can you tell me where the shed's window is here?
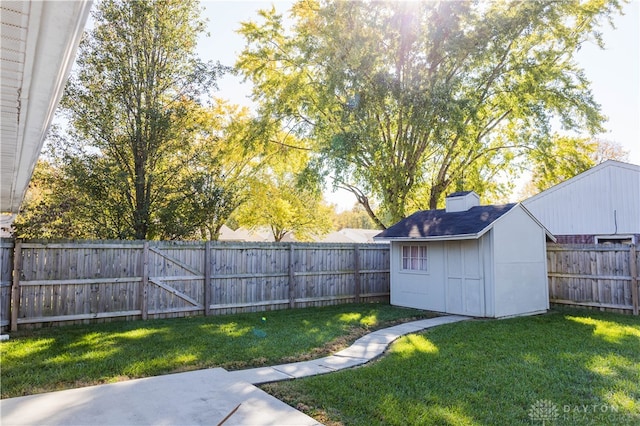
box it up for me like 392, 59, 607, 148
402, 245, 428, 271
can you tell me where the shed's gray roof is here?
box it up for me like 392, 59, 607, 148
375, 204, 516, 240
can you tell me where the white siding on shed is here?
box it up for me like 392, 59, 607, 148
491, 206, 549, 317
389, 242, 446, 312
523, 161, 640, 236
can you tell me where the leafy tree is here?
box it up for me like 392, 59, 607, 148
14, 129, 144, 239
63, 0, 222, 239
156, 100, 272, 240
16, 100, 269, 240
12, 159, 87, 239
333, 204, 377, 230
519, 137, 629, 198
234, 144, 333, 242
590, 138, 630, 165
238, 0, 621, 227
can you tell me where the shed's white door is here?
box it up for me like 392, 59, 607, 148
445, 240, 485, 316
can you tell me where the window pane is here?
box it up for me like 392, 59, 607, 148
421, 258, 428, 270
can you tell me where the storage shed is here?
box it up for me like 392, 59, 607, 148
375, 192, 555, 318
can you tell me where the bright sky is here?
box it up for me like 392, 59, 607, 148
197, 0, 640, 209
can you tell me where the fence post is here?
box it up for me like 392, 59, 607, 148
354, 244, 361, 303
289, 244, 296, 309
10, 239, 22, 331
631, 244, 638, 316
140, 241, 149, 320
204, 241, 211, 316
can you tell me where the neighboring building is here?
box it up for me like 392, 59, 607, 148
319, 228, 384, 244
219, 227, 384, 243
218, 227, 271, 242
0, 215, 13, 238
217, 225, 245, 241
523, 160, 640, 244
375, 191, 554, 318
218, 227, 297, 242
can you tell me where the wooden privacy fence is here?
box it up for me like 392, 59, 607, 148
2, 240, 638, 330
2, 239, 390, 330
547, 243, 639, 315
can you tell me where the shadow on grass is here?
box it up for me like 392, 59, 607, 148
0, 303, 434, 398
264, 308, 640, 426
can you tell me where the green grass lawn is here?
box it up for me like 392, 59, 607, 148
263, 308, 640, 426
0, 303, 433, 398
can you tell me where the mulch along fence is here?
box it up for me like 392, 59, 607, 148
0, 240, 638, 331
0, 239, 390, 330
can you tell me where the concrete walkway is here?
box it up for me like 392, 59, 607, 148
0, 315, 469, 426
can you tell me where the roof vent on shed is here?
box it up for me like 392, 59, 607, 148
445, 191, 480, 213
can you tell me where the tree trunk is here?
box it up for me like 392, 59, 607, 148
133, 157, 149, 240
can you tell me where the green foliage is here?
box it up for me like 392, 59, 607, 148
14, 128, 134, 239
153, 100, 268, 240
519, 137, 630, 198
234, 142, 334, 241
62, 0, 222, 239
12, 159, 90, 239
333, 204, 378, 230
528, 135, 598, 193
266, 308, 640, 425
238, 0, 621, 226
0, 303, 432, 398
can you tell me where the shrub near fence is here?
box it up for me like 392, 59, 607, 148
547, 243, 639, 315
3, 240, 390, 330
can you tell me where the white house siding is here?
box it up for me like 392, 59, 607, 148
491, 206, 549, 317
523, 161, 640, 238
389, 241, 446, 312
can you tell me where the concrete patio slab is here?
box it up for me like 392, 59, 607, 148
0, 368, 320, 426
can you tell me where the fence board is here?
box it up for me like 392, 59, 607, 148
631, 245, 638, 315
1, 239, 13, 330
